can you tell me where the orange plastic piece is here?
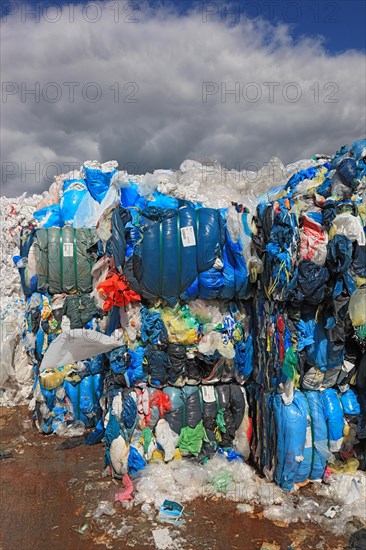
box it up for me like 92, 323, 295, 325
97, 272, 141, 311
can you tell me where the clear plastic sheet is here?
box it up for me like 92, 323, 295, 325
132, 455, 366, 534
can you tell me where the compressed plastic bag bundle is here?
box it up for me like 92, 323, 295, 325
27, 227, 98, 295
304, 391, 329, 480
321, 389, 345, 452
340, 388, 361, 415
163, 387, 184, 435
101, 383, 247, 467
64, 373, 104, 428
111, 204, 248, 305
272, 390, 308, 491
34, 360, 105, 434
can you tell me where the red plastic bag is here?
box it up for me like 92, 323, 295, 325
300, 214, 327, 265
114, 473, 134, 502
149, 390, 172, 418
97, 272, 141, 311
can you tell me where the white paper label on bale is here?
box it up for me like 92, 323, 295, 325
180, 226, 196, 247
305, 423, 312, 448
201, 386, 216, 403
63, 242, 74, 257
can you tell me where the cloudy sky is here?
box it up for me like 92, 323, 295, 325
1, 0, 365, 196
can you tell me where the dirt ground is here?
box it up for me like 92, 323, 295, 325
0, 406, 357, 550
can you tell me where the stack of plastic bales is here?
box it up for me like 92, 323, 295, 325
9, 140, 366, 493
248, 139, 366, 489
12, 163, 122, 434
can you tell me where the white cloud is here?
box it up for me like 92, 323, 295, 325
1, 2, 365, 195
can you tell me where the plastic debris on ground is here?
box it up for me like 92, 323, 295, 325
152, 528, 178, 550
92, 501, 116, 520
157, 500, 185, 525
236, 503, 254, 514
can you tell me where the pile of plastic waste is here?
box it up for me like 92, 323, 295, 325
1, 141, 366, 530
0, 192, 44, 405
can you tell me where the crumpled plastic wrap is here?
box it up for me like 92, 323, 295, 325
0, 299, 33, 406
0, 174, 84, 404
135, 157, 325, 210
131, 455, 366, 533
133, 456, 366, 535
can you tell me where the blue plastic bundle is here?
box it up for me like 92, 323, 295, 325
234, 335, 254, 380
126, 346, 146, 386
306, 313, 346, 372
304, 391, 328, 480
340, 388, 361, 415
272, 390, 308, 491
84, 165, 117, 203
64, 373, 104, 428
272, 390, 329, 485
15, 227, 38, 296
107, 346, 129, 375
336, 158, 359, 189
113, 204, 230, 305
321, 388, 344, 451
141, 206, 225, 304
330, 144, 349, 169
112, 199, 252, 304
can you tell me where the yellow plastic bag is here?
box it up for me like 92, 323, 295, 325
39, 368, 65, 390
349, 287, 366, 326
161, 308, 199, 345
328, 458, 360, 474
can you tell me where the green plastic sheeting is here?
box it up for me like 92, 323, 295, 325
215, 407, 226, 434
142, 427, 153, 454
282, 347, 299, 384
178, 420, 209, 456
34, 227, 97, 294
356, 324, 366, 340
211, 471, 233, 492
